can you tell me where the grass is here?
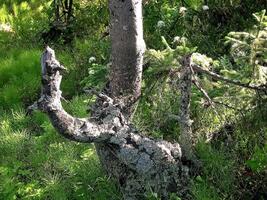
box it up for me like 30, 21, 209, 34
193, 142, 235, 200
0, 46, 89, 109
0, 41, 265, 200
0, 49, 41, 108
1, 1, 266, 199
0, 44, 121, 199
0, 99, 122, 200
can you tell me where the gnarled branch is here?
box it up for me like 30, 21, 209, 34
30, 47, 193, 199
34, 46, 116, 143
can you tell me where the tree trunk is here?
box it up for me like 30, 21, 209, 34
31, 0, 195, 199
69, 0, 73, 21
55, 0, 60, 21
33, 47, 192, 199
108, 0, 145, 117
95, 3, 146, 196
179, 55, 194, 160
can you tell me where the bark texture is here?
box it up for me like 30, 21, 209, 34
32, 0, 195, 199
179, 55, 194, 160
33, 47, 192, 199
108, 0, 145, 116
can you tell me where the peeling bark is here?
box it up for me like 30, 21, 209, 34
32, 47, 192, 199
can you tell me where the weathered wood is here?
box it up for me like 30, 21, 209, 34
179, 55, 194, 160
32, 1, 196, 198
34, 46, 192, 199
37, 47, 114, 143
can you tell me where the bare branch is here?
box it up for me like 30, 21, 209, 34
35, 46, 115, 143
191, 64, 267, 93
29, 47, 195, 199
189, 63, 214, 107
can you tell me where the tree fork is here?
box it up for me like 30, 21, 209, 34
30, 0, 197, 198
28, 46, 194, 199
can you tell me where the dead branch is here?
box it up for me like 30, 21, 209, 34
29, 46, 194, 199
191, 64, 267, 93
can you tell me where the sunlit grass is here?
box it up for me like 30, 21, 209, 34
193, 142, 236, 199
0, 49, 41, 108
0, 101, 121, 199
0, 39, 121, 198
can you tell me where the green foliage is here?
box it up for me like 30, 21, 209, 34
193, 142, 236, 199
74, 37, 110, 93
137, 38, 237, 140
80, 62, 107, 91
0, 45, 93, 109
247, 144, 267, 172
134, 38, 194, 139
1, 0, 267, 199
144, 36, 196, 73
0, 0, 50, 44
0, 9, 119, 197
193, 177, 220, 200
143, 0, 267, 56
74, 0, 109, 38
0, 49, 41, 108
225, 10, 267, 83
63, 95, 89, 118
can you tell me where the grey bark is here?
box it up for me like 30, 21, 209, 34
96, 1, 149, 199
108, 0, 145, 117
31, 0, 196, 199
33, 47, 192, 199
179, 55, 194, 160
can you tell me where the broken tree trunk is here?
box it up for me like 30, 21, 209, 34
179, 55, 194, 160
34, 47, 192, 199
31, 0, 196, 199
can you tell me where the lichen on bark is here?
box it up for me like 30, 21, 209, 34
29, 46, 193, 199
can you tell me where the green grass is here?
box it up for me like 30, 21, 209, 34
0, 27, 121, 198
0, 42, 120, 199
0, 49, 41, 108
0, 46, 89, 109
1, 1, 267, 199
0, 100, 121, 200
193, 142, 236, 200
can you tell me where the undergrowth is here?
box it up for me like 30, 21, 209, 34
0, 0, 267, 199
0, 97, 121, 200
